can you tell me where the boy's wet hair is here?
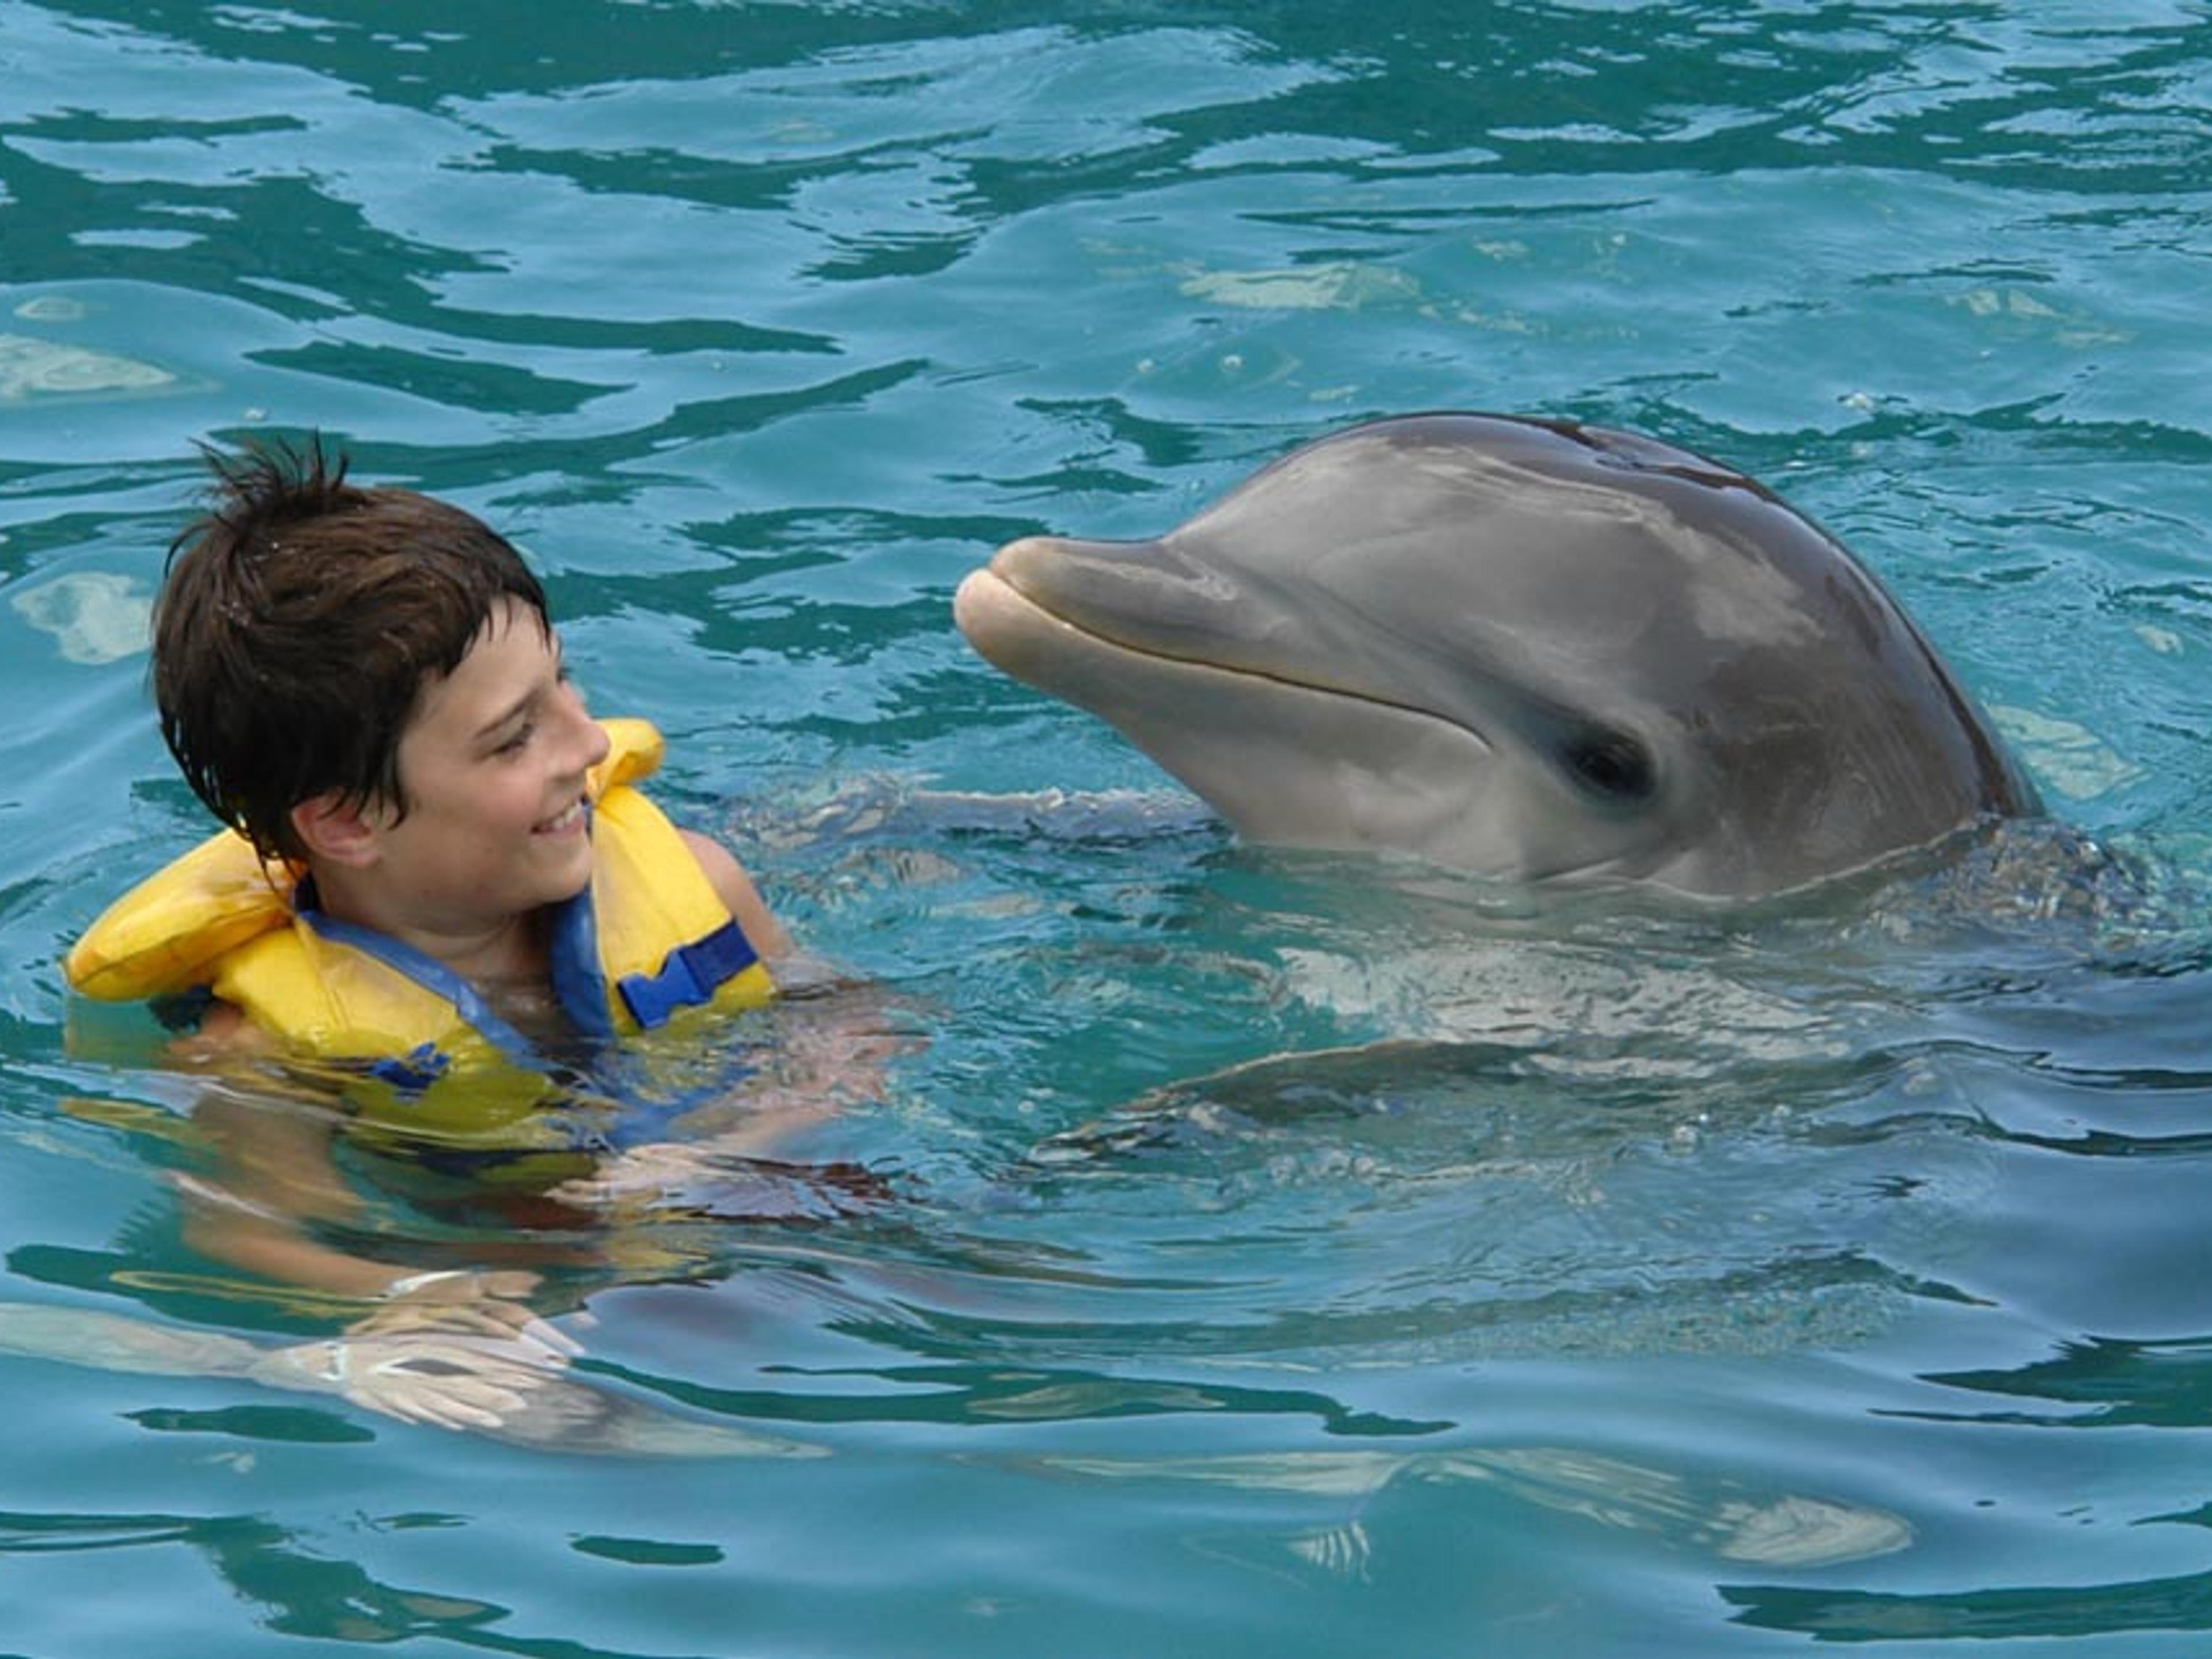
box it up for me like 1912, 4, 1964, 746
154, 435, 551, 862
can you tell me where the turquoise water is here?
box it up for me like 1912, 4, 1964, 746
5, 1, 2212, 1653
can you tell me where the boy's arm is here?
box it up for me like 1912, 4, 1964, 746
172, 1006, 398, 1295
176, 1029, 557, 1324
179, 1084, 578, 1426
182, 1086, 541, 1315
179, 1087, 389, 1297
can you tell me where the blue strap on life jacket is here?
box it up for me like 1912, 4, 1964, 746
546, 882, 613, 1043
614, 919, 759, 1029
539, 802, 760, 1039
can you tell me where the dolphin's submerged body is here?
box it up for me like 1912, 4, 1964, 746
955, 414, 2037, 901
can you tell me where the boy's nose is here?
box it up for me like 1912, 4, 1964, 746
566, 695, 612, 774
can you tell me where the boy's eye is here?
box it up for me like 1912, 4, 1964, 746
495, 721, 536, 755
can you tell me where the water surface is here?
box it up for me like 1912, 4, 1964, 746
3, 3, 2212, 1654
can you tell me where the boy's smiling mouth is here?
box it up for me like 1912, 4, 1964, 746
534, 799, 588, 836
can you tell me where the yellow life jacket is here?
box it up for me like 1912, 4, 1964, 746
65, 718, 775, 1152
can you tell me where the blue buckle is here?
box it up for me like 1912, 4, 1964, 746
616, 921, 759, 1029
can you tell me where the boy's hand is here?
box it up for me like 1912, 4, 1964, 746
255, 1272, 583, 1433
259, 1329, 565, 1433
549, 1138, 800, 1214
359, 1268, 581, 1365
549, 1141, 891, 1223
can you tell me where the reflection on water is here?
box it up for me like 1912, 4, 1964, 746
0, 1508, 511, 1646
0, 1296, 828, 1457
1725, 1566, 2212, 1645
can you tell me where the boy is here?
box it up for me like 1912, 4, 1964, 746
66, 437, 798, 1426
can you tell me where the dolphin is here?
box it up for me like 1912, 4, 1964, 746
955, 413, 2037, 900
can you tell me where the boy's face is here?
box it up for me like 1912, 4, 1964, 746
362, 597, 611, 937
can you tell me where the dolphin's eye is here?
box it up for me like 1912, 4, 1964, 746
1563, 728, 1656, 801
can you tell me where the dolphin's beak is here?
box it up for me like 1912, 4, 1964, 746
964, 532, 1294, 675
952, 564, 1052, 680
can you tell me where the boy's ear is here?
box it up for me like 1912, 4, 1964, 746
289, 792, 384, 869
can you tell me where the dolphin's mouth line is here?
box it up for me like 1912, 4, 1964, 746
980, 568, 1491, 747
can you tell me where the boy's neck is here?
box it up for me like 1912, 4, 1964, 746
305, 865, 548, 992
